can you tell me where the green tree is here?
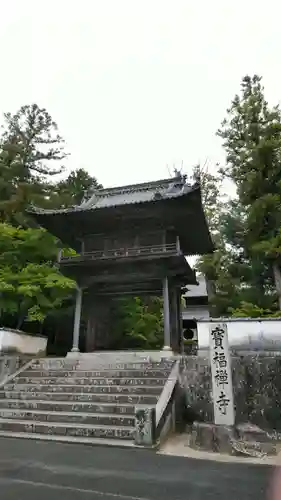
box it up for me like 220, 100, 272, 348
110, 296, 163, 349
0, 104, 68, 219
0, 224, 75, 329
194, 164, 239, 316
45, 168, 102, 209
2, 104, 67, 177
218, 75, 281, 309
193, 162, 273, 316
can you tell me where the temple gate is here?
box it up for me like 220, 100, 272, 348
30, 173, 213, 355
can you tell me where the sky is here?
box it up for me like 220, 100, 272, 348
0, 0, 280, 188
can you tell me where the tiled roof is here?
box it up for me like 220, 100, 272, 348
28, 173, 214, 257
183, 275, 208, 298
29, 174, 196, 215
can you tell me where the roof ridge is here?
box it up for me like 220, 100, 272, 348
92, 175, 185, 196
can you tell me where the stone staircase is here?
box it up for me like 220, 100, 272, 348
0, 357, 173, 446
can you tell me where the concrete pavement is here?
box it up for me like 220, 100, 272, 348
0, 437, 274, 499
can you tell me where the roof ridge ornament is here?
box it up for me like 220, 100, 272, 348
173, 168, 187, 184
153, 191, 163, 200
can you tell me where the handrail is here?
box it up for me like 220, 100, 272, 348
60, 242, 178, 262
155, 360, 180, 426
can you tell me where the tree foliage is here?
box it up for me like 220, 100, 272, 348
0, 224, 75, 328
197, 75, 281, 317
0, 104, 68, 220
110, 297, 163, 349
194, 165, 239, 316
45, 168, 102, 209
2, 104, 67, 177
218, 75, 281, 310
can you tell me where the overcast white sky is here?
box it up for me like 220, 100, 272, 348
0, 0, 280, 187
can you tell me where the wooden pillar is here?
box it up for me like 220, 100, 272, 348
169, 286, 181, 352
162, 230, 166, 251
162, 277, 171, 351
57, 248, 62, 263
173, 288, 179, 352
71, 287, 83, 352
176, 290, 183, 353
176, 235, 181, 254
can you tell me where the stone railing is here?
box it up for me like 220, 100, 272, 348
134, 360, 180, 447
59, 243, 179, 264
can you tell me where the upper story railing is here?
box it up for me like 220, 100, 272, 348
59, 242, 179, 264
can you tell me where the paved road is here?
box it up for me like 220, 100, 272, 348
0, 437, 274, 500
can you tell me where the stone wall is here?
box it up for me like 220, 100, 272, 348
0, 356, 30, 384
181, 355, 281, 431
235, 355, 281, 430
180, 356, 213, 422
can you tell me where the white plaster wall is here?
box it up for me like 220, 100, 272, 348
0, 330, 4, 350
0, 329, 47, 355
197, 319, 281, 353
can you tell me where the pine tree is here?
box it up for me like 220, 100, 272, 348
45, 168, 102, 209
0, 104, 68, 218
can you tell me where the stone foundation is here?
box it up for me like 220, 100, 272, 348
189, 421, 281, 457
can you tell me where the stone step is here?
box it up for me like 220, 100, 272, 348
22, 369, 170, 379
0, 391, 157, 404
32, 360, 173, 370
0, 408, 135, 426
3, 383, 162, 395
32, 356, 173, 362
0, 418, 134, 440
0, 430, 135, 447
0, 399, 136, 414
14, 376, 166, 386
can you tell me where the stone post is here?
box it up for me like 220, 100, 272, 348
135, 406, 156, 446
162, 276, 171, 351
209, 322, 235, 426
71, 287, 83, 353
